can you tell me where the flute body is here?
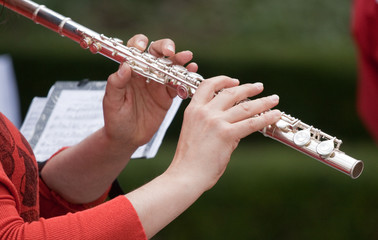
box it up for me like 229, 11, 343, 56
1, 0, 364, 178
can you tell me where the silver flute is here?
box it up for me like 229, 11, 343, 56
1, 0, 364, 178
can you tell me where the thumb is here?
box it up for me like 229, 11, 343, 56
105, 63, 132, 103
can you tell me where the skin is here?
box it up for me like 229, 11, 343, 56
40, 34, 281, 239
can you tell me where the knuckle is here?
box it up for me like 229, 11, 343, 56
220, 88, 236, 98
247, 117, 258, 130
239, 102, 252, 114
197, 107, 212, 121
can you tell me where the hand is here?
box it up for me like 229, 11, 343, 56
103, 34, 198, 148
125, 76, 280, 238
167, 76, 281, 191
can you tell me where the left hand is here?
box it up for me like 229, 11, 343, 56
167, 76, 281, 191
102, 34, 198, 148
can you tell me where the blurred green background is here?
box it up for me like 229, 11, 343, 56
1, 0, 378, 239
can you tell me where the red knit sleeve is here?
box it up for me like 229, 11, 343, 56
0, 184, 147, 240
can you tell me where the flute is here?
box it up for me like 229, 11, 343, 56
1, 0, 364, 179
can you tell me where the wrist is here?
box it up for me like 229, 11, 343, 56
163, 164, 210, 195
125, 169, 207, 239
99, 127, 139, 156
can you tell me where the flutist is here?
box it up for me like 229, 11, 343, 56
0, 0, 364, 238
0, 25, 280, 240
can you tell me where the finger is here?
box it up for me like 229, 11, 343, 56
105, 63, 132, 104
126, 34, 149, 51
232, 109, 282, 139
167, 87, 178, 99
145, 77, 177, 100
224, 94, 280, 123
186, 62, 198, 73
210, 82, 264, 111
169, 50, 194, 66
148, 38, 175, 57
192, 76, 239, 104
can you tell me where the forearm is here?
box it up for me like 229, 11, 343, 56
125, 170, 205, 239
41, 127, 138, 204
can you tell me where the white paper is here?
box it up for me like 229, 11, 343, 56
33, 90, 105, 161
0, 55, 21, 128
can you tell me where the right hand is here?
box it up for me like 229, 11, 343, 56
102, 34, 198, 150
167, 76, 281, 191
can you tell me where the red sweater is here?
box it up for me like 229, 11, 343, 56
0, 113, 147, 239
352, 0, 378, 142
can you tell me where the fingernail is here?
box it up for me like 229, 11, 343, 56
272, 109, 281, 116
137, 40, 147, 49
167, 44, 175, 53
183, 50, 193, 56
232, 78, 240, 83
117, 63, 127, 78
255, 82, 263, 90
270, 94, 279, 102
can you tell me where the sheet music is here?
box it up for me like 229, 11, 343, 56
22, 81, 182, 162
32, 90, 105, 161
